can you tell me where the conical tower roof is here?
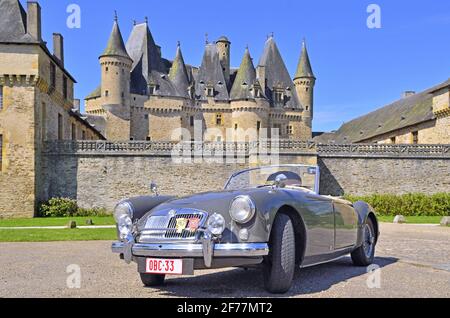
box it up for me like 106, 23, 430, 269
169, 43, 190, 98
230, 47, 257, 100
258, 36, 301, 108
101, 15, 130, 59
295, 40, 315, 79
195, 43, 229, 101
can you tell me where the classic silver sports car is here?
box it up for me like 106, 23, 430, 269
112, 165, 379, 293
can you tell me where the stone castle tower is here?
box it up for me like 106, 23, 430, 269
294, 40, 316, 129
85, 15, 316, 142
99, 15, 133, 141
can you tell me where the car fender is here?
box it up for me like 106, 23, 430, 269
353, 201, 379, 247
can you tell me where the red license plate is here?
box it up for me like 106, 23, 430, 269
145, 258, 183, 275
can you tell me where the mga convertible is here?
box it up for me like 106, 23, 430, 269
112, 165, 379, 293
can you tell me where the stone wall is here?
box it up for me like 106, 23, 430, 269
318, 144, 450, 196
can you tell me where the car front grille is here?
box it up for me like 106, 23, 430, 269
138, 209, 208, 242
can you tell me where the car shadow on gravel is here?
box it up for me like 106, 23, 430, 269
150, 256, 398, 298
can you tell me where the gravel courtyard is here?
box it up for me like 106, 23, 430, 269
0, 223, 449, 298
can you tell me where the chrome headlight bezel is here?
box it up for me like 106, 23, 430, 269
229, 195, 256, 224
207, 213, 226, 236
114, 201, 134, 240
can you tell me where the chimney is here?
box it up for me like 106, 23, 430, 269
53, 33, 64, 65
27, 2, 42, 42
402, 91, 416, 99
73, 99, 81, 112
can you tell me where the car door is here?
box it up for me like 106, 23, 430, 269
300, 193, 335, 257
333, 201, 359, 249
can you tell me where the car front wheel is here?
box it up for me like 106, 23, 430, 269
351, 218, 376, 266
140, 273, 166, 287
262, 213, 296, 294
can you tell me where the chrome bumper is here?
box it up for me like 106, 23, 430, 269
112, 241, 269, 267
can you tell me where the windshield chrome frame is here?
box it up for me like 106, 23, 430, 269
224, 164, 321, 194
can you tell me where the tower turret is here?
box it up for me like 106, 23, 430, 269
294, 39, 316, 128
216, 36, 231, 87
99, 13, 133, 140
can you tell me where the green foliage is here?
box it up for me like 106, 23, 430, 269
38, 198, 110, 218
344, 193, 450, 216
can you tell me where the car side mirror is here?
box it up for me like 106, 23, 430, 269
274, 174, 288, 189
150, 181, 159, 196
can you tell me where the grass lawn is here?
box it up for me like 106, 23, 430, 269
0, 228, 116, 242
0, 216, 115, 228
377, 215, 447, 224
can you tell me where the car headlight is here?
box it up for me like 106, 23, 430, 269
114, 201, 134, 240
207, 213, 226, 236
229, 195, 256, 224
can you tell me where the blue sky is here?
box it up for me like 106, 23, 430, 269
28, 0, 450, 132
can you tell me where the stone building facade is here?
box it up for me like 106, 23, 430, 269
85, 17, 316, 142
0, 0, 104, 218
315, 79, 450, 144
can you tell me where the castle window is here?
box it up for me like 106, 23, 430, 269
288, 125, 293, 135
121, 92, 125, 98
0, 135, 2, 171
58, 114, 63, 140
144, 114, 149, 119
390, 136, 396, 144
146, 137, 151, 141
306, 87, 309, 92
105, 67, 109, 72
0, 85, 3, 110
82, 130, 86, 140
207, 87, 214, 97
235, 124, 238, 130
257, 121, 261, 131
50, 62, 56, 89
412, 131, 419, 144
216, 113, 223, 126
63, 76, 68, 100
105, 90, 109, 97
71, 123, 76, 141
305, 106, 309, 111
190, 116, 194, 127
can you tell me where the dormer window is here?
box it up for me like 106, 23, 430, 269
148, 84, 157, 96
274, 91, 284, 104
254, 87, 262, 98
206, 87, 214, 97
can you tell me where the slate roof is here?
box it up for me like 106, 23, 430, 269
258, 37, 302, 109
195, 43, 229, 101
125, 22, 180, 97
101, 19, 130, 59
314, 79, 450, 144
295, 40, 315, 79
230, 48, 257, 100
168, 43, 190, 98
0, 0, 35, 43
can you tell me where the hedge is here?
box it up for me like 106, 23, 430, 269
344, 193, 450, 216
38, 198, 110, 217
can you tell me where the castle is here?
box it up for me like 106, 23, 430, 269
84, 15, 316, 142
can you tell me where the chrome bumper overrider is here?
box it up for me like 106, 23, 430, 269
112, 241, 269, 268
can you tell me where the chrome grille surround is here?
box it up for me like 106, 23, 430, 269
138, 208, 208, 243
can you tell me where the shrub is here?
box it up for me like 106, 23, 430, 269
38, 198, 110, 217
344, 193, 450, 216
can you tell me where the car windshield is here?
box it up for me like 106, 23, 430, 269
225, 165, 319, 193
